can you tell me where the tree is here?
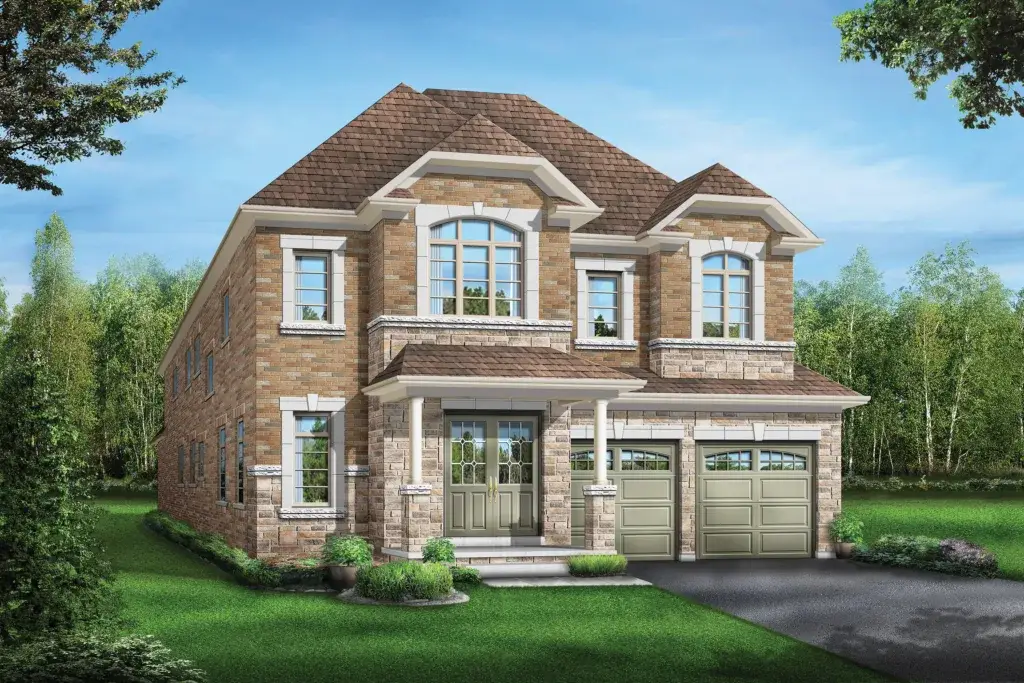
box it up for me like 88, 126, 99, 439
0, 335, 115, 644
0, 0, 184, 194
835, 1, 1024, 128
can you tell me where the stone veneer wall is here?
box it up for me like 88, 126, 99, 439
649, 342, 796, 380
571, 410, 842, 557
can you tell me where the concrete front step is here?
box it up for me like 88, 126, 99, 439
382, 544, 615, 562
470, 562, 570, 578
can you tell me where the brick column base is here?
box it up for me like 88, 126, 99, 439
582, 484, 618, 552
399, 484, 433, 555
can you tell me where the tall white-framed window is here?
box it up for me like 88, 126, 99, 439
573, 257, 636, 349
279, 395, 346, 516
586, 274, 620, 338
428, 219, 523, 317
294, 415, 330, 505
217, 427, 227, 502
688, 238, 766, 341
702, 253, 751, 339
414, 205, 541, 319
236, 420, 245, 504
280, 235, 346, 335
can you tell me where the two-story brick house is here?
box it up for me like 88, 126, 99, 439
155, 84, 867, 574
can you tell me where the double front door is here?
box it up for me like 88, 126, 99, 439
444, 416, 538, 537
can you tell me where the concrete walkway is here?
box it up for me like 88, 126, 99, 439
630, 559, 1024, 683
483, 576, 650, 588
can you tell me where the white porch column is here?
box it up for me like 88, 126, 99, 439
409, 396, 424, 485
594, 398, 609, 485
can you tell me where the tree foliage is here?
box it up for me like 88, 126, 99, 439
798, 243, 1024, 476
835, 1, 1024, 128
0, 0, 184, 194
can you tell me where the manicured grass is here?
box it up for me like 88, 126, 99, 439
845, 492, 1024, 580
95, 497, 890, 683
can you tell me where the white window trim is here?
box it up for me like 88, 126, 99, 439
279, 395, 346, 519
689, 238, 766, 341
280, 235, 347, 336
573, 257, 637, 350
415, 204, 541, 319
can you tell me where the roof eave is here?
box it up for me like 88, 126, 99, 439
647, 194, 820, 243
362, 375, 648, 403
609, 392, 871, 412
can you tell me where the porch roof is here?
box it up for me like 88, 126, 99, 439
363, 344, 647, 402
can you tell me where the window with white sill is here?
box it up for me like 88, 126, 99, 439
279, 235, 346, 335
573, 257, 636, 349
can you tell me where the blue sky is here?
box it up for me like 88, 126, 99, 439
3, 0, 1024, 302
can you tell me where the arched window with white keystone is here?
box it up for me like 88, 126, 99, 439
688, 238, 766, 341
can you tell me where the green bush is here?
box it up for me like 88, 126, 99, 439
854, 534, 999, 578
843, 474, 1024, 493
828, 511, 864, 543
355, 561, 454, 601
144, 510, 296, 588
0, 633, 206, 682
567, 554, 628, 577
321, 535, 373, 567
422, 537, 456, 564
450, 565, 482, 586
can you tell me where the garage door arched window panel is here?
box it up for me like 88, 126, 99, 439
704, 450, 753, 471
702, 253, 751, 339
429, 219, 523, 317
620, 449, 671, 471
758, 450, 807, 471
570, 449, 613, 471
450, 421, 487, 484
498, 421, 534, 484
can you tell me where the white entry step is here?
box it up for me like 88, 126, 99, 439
470, 562, 570, 578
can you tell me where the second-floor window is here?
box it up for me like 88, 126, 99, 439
586, 274, 620, 338
222, 293, 230, 340
429, 219, 522, 317
193, 337, 202, 377
295, 253, 329, 321
206, 354, 214, 395
702, 253, 751, 339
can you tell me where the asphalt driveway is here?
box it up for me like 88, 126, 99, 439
630, 559, 1024, 683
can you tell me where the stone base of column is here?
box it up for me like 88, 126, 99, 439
582, 484, 617, 552
399, 484, 434, 554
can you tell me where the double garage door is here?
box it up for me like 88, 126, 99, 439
571, 440, 814, 560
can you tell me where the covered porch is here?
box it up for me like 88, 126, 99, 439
362, 344, 646, 563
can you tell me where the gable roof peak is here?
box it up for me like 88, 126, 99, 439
432, 113, 539, 157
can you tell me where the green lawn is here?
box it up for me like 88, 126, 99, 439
96, 497, 890, 683
844, 492, 1024, 580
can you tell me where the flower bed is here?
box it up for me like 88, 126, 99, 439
854, 534, 999, 578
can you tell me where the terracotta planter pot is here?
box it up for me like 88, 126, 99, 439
834, 542, 856, 559
328, 565, 359, 590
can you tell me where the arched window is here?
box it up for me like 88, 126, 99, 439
702, 253, 751, 339
430, 219, 522, 317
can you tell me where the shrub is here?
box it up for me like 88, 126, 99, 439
422, 537, 456, 564
0, 633, 207, 682
450, 565, 482, 586
854, 534, 999, 578
355, 561, 454, 601
567, 554, 628, 577
843, 475, 1024, 493
321, 535, 373, 567
144, 510, 292, 588
828, 511, 865, 543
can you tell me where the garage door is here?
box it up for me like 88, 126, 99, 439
570, 441, 675, 560
697, 443, 813, 558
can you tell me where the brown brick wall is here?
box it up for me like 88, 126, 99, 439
649, 247, 690, 340
766, 256, 794, 341
409, 174, 545, 207
381, 218, 416, 316
539, 226, 572, 321
252, 227, 372, 556
157, 229, 257, 553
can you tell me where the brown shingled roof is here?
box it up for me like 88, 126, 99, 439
619, 364, 862, 397
423, 88, 678, 235
246, 84, 773, 236
433, 113, 539, 157
372, 344, 640, 384
246, 84, 465, 210
641, 163, 771, 233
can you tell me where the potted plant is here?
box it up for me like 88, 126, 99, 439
321, 535, 373, 589
829, 511, 864, 559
